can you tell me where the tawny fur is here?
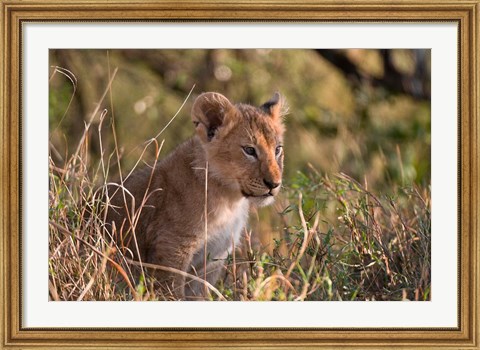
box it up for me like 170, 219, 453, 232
105, 92, 286, 300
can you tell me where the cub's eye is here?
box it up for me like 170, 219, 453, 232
275, 145, 283, 156
242, 146, 257, 158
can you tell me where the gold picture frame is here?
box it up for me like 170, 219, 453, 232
1, 0, 479, 349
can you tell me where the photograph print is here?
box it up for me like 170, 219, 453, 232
48, 49, 431, 301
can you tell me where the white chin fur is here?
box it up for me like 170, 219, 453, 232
248, 196, 275, 207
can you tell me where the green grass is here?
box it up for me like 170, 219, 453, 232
214, 170, 430, 301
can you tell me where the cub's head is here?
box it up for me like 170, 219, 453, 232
192, 92, 286, 207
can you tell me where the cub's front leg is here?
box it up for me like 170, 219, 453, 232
185, 229, 240, 300
145, 230, 200, 300
185, 259, 225, 300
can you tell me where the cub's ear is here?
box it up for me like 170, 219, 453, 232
260, 92, 287, 121
191, 92, 234, 142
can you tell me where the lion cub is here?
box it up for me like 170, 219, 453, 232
107, 92, 286, 300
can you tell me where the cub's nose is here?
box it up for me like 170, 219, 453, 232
263, 179, 281, 190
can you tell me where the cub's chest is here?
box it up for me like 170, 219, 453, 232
207, 198, 249, 240
191, 198, 249, 267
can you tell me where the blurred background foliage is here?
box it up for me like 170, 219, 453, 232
49, 49, 431, 192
